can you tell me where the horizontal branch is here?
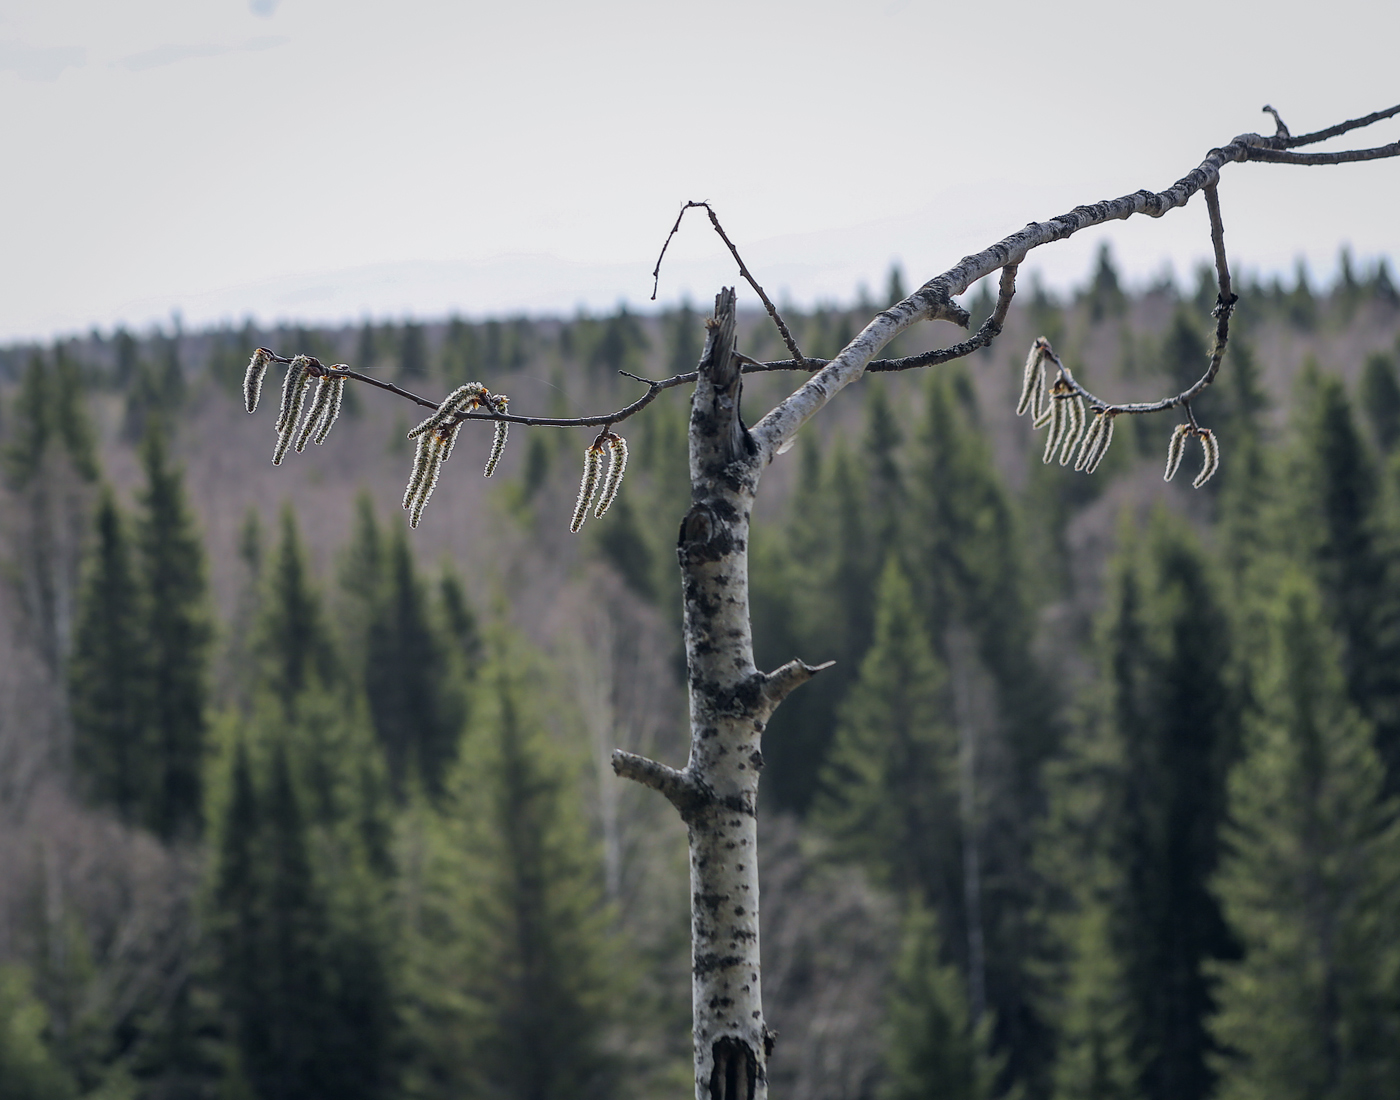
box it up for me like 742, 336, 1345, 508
1280, 102, 1400, 148
747, 106, 1400, 461
611, 750, 707, 818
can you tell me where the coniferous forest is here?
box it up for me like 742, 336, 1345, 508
1, 249, 1399, 1100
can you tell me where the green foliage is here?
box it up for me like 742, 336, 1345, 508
5, 351, 98, 488
1359, 350, 1400, 455
400, 633, 621, 1100
258, 506, 341, 710
69, 488, 149, 822
1210, 573, 1400, 1100
137, 423, 212, 839
1287, 365, 1400, 792
0, 964, 76, 1100
883, 905, 997, 1100
364, 523, 464, 796
815, 558, 956, 899
1085, 244, 1126, 322
210, 695, 397, 1100
1069, 512, 1240, 1100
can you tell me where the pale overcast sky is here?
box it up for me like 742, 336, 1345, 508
1, 0, 1398, 342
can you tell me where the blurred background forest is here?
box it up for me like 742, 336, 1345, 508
1, 247, 1400, 1100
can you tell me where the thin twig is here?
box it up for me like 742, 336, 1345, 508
651, 200, 808, 369
1245, 140, 1400, 165
1280, 102, 1400, 148
1048, 188, 1233, 418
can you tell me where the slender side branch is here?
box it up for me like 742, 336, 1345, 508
1280, 102, 1400, 147
652, 200, 808, 368
611, 750, 700, 811
760, 659, 836, 714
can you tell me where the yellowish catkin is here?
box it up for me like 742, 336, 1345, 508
595, 435, 628, 518
570, 446, 604, 533
408, 383, 487, 438
1192, 428, 1220, 488
272, 360, 312, 465
244, 348, 272, 414
1164, 423, 1191, 481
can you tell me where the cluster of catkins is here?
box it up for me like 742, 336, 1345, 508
1017, 338, 1219, 488
244, 349, 348, 464
403, 383, 510, 528
570, 432, 628, 533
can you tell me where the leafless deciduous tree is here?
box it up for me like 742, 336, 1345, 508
241, 104, 1400, 1100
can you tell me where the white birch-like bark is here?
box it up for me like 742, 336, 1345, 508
614, 288, 826, 1100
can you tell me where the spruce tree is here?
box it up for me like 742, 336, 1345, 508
814, 557, 958, 904
364, 525, 462, 795
1211, 573, 1400, 1100
1358, 350, 1400, 455
1288, 365, 1400, 792
136, 423, 212, 839
403, 632, 619, 1100
0, 964, 76, 1100
68, 487, 148, 822
910, 366, 1057, 1095
883, 905, 996, 1100
1065, 512, 1241, 1100
259, 506, 340, 712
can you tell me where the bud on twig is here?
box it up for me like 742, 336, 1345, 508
571, 445, 604, 533
595, 434, 628, 518
244, 348, 273, 414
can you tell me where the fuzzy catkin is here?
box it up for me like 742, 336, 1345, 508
1016, 343, 1043, 417
1164, 423, 1191, 481
275, 356, 310, 434
312, 376, 345, 445
244, 348, 272, 414
1075, 413, 1106, 472
570, 447, 603, 533
1059, 394, 1086, 466
1043, 387, 1067, 465
1192, 428, 1220, 488
295, 375, 336, 453
595, 435, 628, 518
485, 420, 508, 477
272, 361, 312, 465
1084, 413, 1115, 473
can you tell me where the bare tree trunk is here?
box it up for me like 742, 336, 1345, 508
615, 288, 827, 1100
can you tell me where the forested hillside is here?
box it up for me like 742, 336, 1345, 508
1, 248, 1399, 1100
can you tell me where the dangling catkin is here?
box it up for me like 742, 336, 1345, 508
409, 438, 445, 529
1017, 342, 1045, 417
272, 359, 312, 465
595, 435, 628, 518
570, 446, 603, 533
244, 348, 272, 414
1075, 413, 1106, 472
403, 435, 433, 509
312, 376, 345, 445
484, 394, 509, 477
1059, 394, 1086, 466
1192, 428, 1220, 488
295, 375, 336, 453
1084, 413, 1116, 473
1043, 385, 1068, 465
1164, 423, 1191, 481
